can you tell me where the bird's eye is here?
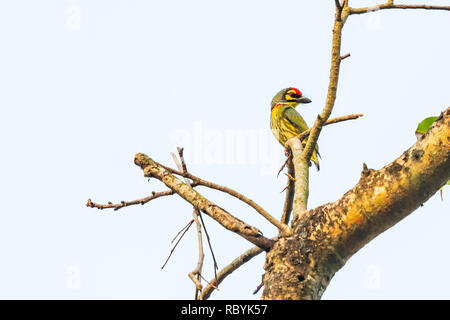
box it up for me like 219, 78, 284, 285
287, 90, 301, 99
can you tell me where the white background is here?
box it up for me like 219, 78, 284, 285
0, 0, 448, 299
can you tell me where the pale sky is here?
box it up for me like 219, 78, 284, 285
0, 0, 449, 299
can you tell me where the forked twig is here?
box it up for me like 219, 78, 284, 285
161, 220, 194, 269
171, 149, 206, 298
171, 219, 194, 243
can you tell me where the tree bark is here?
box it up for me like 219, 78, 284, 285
262, 107, 450, 300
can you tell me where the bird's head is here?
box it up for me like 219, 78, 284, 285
271, 87, 312, 109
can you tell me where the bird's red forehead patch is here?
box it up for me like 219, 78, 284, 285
291, 88, 302, 95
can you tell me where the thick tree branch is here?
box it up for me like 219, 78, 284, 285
134, 153, 275, 250
280, 114, 363, 225
286, 138, 309, 222
263, 107, 450, 300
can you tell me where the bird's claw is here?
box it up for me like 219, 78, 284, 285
277, 150, 293, 178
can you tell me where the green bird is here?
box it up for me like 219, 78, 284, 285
270, 87, 320, 170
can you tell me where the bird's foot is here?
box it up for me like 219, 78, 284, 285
277, 150, 293, 178
280, 173, 295, 193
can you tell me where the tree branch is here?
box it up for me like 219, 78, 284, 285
350, 2, 450, 15
188, 208, 204, 296
85, 188, 185, 211
198, 212, 219, 285
200, 244, 266, 300
134, 153, 275, 250
297, 114, 363, 141
263, 107, 450, 299
286, 138, 309, 222
161, 219, 194, 269
157, 161, 291, 235
335, 0, 343, 20
171, 149, 205, 299
281, 156, 295, 226
302, 3, 350, 164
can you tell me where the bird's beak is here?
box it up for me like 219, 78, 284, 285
298, 96, 312, 104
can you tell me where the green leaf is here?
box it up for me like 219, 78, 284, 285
415, 116, 439, 135
415, 116, 448, 200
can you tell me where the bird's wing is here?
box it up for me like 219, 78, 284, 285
284, 106, 321, 159
283, 106, 310, 132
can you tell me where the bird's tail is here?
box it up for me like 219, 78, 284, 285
311, 147, 320, 171
300, 141, 321, 171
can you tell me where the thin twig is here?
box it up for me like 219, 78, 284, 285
350, 3, 450, 15
335, 0, 343, 20
171, 150, 205, 299
340, 53, 351, 60
297, 114, 364, 141
198, 212, 219, 283
280, 156, 295, 226
199, 274, 218, 290
200, 244, 268, 300
86, 188, 188, 211
171, 219, 194, 243
177, 147, 188, 173
302, 2, 350, 164
253, 281, 264, 295
294, 2, 357, 223
335, 0, 342, 10
161, 221, 193, 269
188, 208, 204, 297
